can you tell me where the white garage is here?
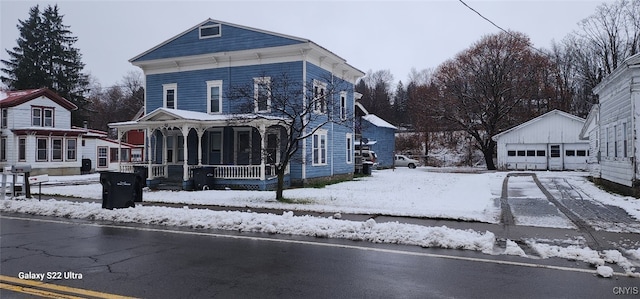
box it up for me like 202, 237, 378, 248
493, 110, 589, 171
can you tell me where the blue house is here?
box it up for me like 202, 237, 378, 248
109, 19, 364, 190
355, 102, 397, 168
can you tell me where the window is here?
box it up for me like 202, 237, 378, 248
43, 108, 53, 127
32, 108, 41, 126
313, 80, 327, 114
67, 139, 77, 161
577, 150, 587, 157
207, 80, 223, 114
52, 138, 63, 161
517, 150, 525, 157
199, 24, 221, 39
163, 83, 177, 109
312, 131, 327, 165
18, 138, 26, 161
526, 150, 535, 156
97, 146, 108, 168
37, 138, 48, 161
507, 150, 516, 157
1, 108, 7, 128
346, 133, 353, 164
614, 125, 618, 158
550, 145, 560, 158
565, 150, 575, 157
536, 150, 545, 157
623, 122, 628, 158
0, 137, 6, 161
340, 92, 347, 120
254, 77, 271, 112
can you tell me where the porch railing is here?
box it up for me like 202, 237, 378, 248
121, 163, 287, 181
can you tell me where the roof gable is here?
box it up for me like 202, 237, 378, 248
363, 114, 397, 130
492, 110, 585, 141
131, 19, 307, 63
0, 88, 77, 110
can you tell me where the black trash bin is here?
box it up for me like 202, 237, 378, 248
362, 161, 374, 175
132, 165, 148, 189
192, 167, 215, 190
100, 172, 142, 209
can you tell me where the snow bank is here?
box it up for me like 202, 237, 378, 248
0, 198, 495, 253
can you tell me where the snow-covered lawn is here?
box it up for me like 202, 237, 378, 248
3, 168, 640, 277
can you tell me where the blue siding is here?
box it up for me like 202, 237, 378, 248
135, 22, 304, 62
363, 124, 396, 168
303, 62, 356, 180
146, 61, 302, 114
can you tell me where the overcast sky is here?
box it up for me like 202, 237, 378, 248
1, 0, 605, 88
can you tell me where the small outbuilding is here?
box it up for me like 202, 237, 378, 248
492, 110, 589, 171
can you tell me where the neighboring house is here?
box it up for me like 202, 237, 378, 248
355, 102, 397, 168
0, 88, 85, 175
109, 19, 364, 190
579, 104, 600, 178
74, 126, 143, 172
588, 53, 640, 193
492, 109, 589, 171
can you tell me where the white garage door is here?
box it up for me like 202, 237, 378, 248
505, 144, 547, 170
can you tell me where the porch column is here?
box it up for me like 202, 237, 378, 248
117, 129, 124, 172
181, 125, 190, 182
162, 129, 168, 178
197, 128, 205, 166
259, 123, 266, 181
146, 128, 152, 179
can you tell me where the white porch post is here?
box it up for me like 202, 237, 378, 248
147, 128, 153, 178
181, 125, 190, 182
117, 129, 124, 172
197, 128, 205, 166
162, 129, 168, 178
259, 123, 266, 181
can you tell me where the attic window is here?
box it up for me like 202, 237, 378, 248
200, 24, 221, 39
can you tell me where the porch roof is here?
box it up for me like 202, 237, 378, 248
108, 108, 289, 131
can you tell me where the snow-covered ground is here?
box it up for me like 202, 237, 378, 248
2, 168, 640, 277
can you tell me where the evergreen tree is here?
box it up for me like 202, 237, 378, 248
393, 81, 408, 126
1, 5, 89, 126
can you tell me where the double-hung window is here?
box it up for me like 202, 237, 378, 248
31, 107, 54, 127
18, 138, 26, 161
1, 108, 7, 128
98, 146, 108, 168
312, 130, 327, 165
340, 92, 347, 120
52, 138, 63, 161
0, 137, 6, 162
313, 80, 327, 114
346, 133, 353, 164
67, 139, 77, 161
37, 138, 48, 161
163, 83, 177, 109
254, 77, 271, 113
207, 80, 223, 114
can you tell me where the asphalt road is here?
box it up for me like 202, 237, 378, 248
1, 214, 637, 299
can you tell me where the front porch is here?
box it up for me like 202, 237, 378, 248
110, 108, 291, 191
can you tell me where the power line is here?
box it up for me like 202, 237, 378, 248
457, 0, 550, 56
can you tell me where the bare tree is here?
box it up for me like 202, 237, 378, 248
577, 0, 640, 75
229, 73, 353, 201
87, 70, 144, 132
433, 31, 558, 170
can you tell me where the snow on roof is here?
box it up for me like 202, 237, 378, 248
491, 109, 585, 141
0, 88, 77, 110
362, 114, 397, 130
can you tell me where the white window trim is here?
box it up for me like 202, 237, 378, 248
36, 137, 48, 162
66, 138, 77, 161
199, 24, 221, 39
207, 80, 223, 114
312, 130, 328, 166
346, 133, 353, 164
51, 138, 63, 161
254, 77, 271, 113
163, 83, 177, 109
97, 146, 108, 168
313, 80, 328, 114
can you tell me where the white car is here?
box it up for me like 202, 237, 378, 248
394, 154, 419, 169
